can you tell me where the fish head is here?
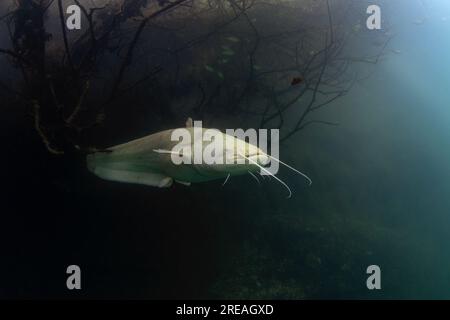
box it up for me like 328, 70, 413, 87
187, 129, 270, 178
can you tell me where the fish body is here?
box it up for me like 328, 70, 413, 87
87, 122, 269, 188
87, 119, 312, 198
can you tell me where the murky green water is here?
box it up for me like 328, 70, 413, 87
1, 0, 450, 299
209, 0, 450, 299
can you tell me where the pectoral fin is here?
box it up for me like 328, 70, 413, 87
176, 180, 191, 186
91, 166, 173, 188
186, 117, 193, 128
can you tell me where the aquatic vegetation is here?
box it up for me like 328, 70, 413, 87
216, 71, 224, 79
204, 65, 215, 72
226, 36, 240, 43
0, 0, 379, 153
221, 48, 235, 56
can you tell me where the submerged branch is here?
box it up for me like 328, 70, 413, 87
109, 0, 191, 101
33, 102, 64, 155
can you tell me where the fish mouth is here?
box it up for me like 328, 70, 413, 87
246, 153, 270, 166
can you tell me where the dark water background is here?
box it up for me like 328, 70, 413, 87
1, 0, 450, 299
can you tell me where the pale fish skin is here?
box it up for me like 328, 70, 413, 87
87, 121, 270, 188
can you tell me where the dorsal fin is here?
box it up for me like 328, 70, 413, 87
185, 117, 193, 128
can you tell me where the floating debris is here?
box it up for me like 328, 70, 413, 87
291, 77, 304, 86
226, 36, 240, 43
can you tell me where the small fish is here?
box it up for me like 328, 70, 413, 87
392, 49, 402, 54
291, 77, 304, 86
216, 71, 224, 79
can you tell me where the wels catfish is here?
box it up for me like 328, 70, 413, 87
87, 118, 311, 197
